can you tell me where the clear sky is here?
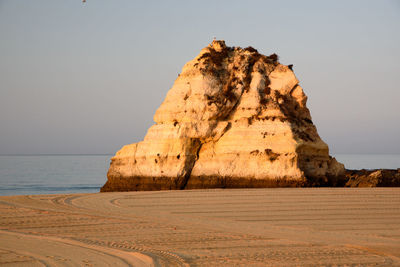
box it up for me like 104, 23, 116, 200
0, 0, 399, 155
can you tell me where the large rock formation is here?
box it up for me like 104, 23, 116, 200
101, 40, 345, 192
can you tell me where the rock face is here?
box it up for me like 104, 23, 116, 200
101, 40, 345, 192
345, 169, 400, 187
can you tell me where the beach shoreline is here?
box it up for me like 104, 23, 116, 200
1, 188, 399, 266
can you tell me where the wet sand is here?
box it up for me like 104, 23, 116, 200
0, 188, 399, 266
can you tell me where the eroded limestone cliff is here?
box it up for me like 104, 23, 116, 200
101, 40, 345, 192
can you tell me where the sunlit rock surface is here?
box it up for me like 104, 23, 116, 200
101, 40, 346, 192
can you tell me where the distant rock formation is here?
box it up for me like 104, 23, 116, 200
101, 40, 346, 192
345, 169, 400, 187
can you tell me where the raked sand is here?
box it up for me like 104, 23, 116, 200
0, 188, 399, 266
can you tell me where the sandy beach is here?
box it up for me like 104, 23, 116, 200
0, 188, 399, 266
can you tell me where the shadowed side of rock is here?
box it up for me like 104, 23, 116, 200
101, 176, 306, 192
101, 169, 400, 191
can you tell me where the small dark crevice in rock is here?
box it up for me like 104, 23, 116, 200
289, 84, 299, 95
260, 77, 271, 105
196, 143, 202, 160
268, 53, 279, 63
261, 131, 268, 139
303, 118, 313, 124
265, 149, 280, 161
260, 98, 269, 105
244, 46, 258, 53
250, 150, 259, 155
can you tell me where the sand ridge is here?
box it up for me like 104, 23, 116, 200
0, 188, 400, 266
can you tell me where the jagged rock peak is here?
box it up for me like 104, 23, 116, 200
101, 40, 345, 192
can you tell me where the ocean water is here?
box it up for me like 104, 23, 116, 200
0, 154, 399, 196
0, 155, 111, 196
333, 154, 400, 170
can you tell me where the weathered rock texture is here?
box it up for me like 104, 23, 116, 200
345, 169, 400, 187
101, 40, 346, 192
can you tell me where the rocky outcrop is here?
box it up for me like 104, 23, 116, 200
101, 40, 346, 192
345, 169, 400, 187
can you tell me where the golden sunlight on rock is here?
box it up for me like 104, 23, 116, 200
102, 40, 346, 192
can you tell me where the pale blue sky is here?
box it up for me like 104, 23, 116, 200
0, 0, 399, 154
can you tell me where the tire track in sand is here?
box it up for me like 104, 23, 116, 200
0, 229, 154, 266
63, 193, 190, 267
1, 194, 190, 267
